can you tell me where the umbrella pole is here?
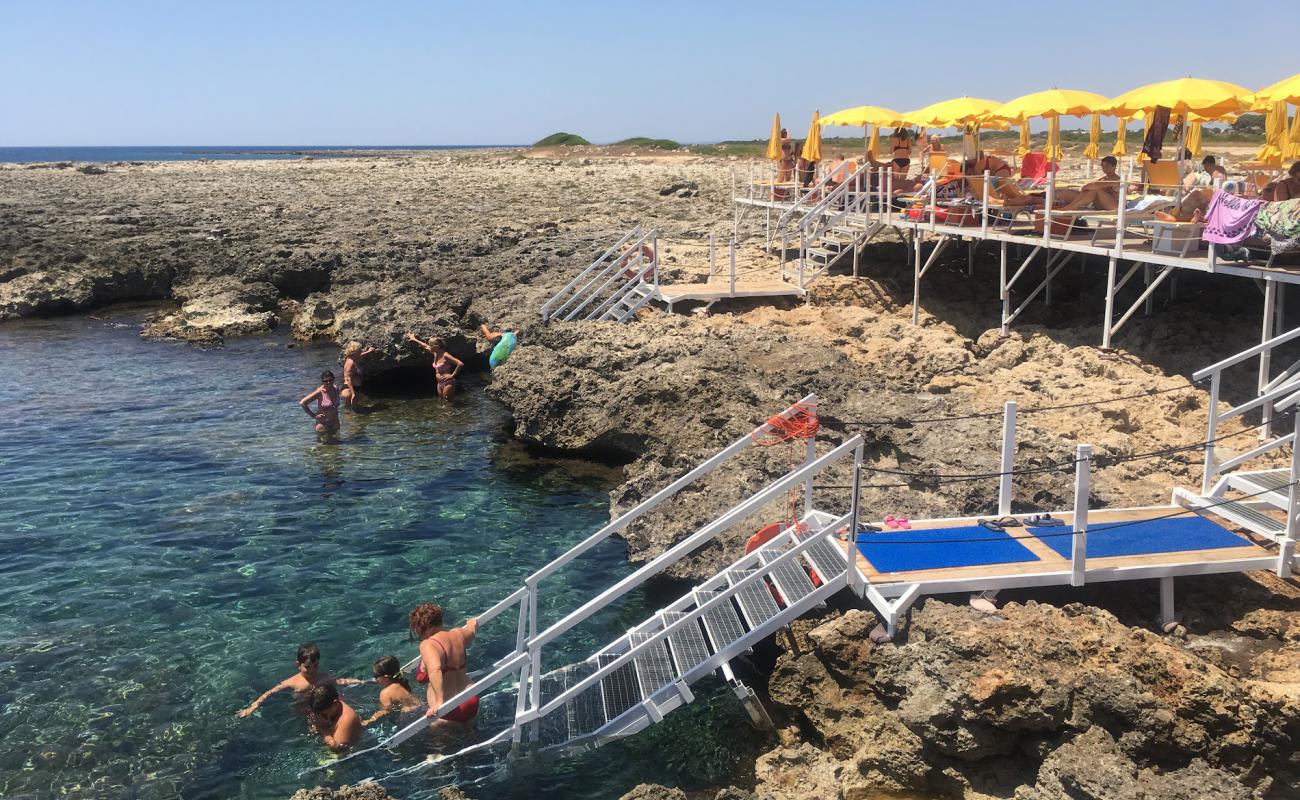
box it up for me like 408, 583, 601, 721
1176, 117, 1187, 209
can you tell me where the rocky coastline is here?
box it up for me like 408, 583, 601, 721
5, 150, 1300, 798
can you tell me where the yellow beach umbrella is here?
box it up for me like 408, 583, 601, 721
820, 105, 906, 128
1248, 73, 1300, 109
1258, 100, 1288, 165
1016, 122, 1031, 157
1186, 121, 1203, 158
903, 96, 1002, 128
990, 88, 1109, 123
1286, 111, 1300, 161
800, 111, 821, 163
765, 113, 782, 161
1083, 114, 1102, 159
1104, 76, 1250, 120
867, 125, 880, 159
1112, 117, 1129, 157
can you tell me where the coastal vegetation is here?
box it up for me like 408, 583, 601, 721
533, 131, 590, 146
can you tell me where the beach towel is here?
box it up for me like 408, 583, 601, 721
1202, 189, 1266, 245
1141, 106, 1170, 163
1126, 195, 1176, 213
1254, 197, 1300, 255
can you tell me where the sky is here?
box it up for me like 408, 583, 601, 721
2, 0, 1297, 146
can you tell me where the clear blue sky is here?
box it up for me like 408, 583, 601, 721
2, 0, 1296, 146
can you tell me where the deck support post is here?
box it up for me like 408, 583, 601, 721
1143, 265, 1154, 316
803, 399, 817, 517
1102, 255, 1118, 349
1071, 444, 1092, 587
848, 446, 865, 596
999, 241, 1010, 335
729, 238, 737, 296
1261, 280, 1278, 438
709, 233, 716, 278
967, 239, 975, 277
1045, 256, 1054, 307
1281, 413, 1300, 578
999, 402, 1017, 516
912, 231, 923, 325
1159, 576, 1176, 626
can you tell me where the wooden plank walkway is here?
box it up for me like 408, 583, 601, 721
657, 279, 804, 304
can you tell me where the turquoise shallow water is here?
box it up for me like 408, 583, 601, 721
0, 311, 722, 799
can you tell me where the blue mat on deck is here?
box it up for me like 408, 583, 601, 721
857, 525, 1039, 573
1029, 515, 1248, 559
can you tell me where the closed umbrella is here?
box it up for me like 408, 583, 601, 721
1186, 121, 1203, 158
1016, 122, 1031, 157
766, 113, 782, 161
1045, 116, 1063, 162
1258, 101, 1288, 165
1287, 111, 1300, 161
800, 111, 822, 163
1112, 117, 1129, 157
867, 125, 880, 159
1083, 114, 1102, 159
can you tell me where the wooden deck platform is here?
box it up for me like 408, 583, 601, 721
657, 279, 805, 305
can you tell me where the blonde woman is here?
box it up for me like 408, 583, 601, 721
340, 341, 377, 409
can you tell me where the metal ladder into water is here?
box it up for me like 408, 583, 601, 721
541, 225, 660, 323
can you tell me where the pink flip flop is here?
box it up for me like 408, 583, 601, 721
884, 514, 899, 530
891, 515, 912, 530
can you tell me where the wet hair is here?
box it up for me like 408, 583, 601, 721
1202, 155, 1216, 167
1290, 161, 1300, 177
297, 642, 321, 665
309, 683, 339, 713
373, 655, 411, 690
1101, 156, 1118, 168
343, 341, 362, 358
408, 603, 444, 640
320, 370, 335, 383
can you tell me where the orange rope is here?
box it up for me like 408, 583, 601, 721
750, 401, 820, 446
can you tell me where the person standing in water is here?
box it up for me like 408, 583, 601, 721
405, 333, 464, 399
236, 643, 361, 718
300, 371, 341, 435
409, 603, 479, 724
360, 655, 423, 726
309, 684, 362, 751
340, 342, 377, 409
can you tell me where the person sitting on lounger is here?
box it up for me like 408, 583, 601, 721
964, 151, 1039, 207
1185, 155, 1227, 189
1054, 156, 1123, 211
921, 134, 944, 167
1263, 162, 1300, 202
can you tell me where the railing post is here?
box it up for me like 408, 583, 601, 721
709, 233, 716, 278
1203, 374, 1221, 494
981, 169, 990, 236
911, 228, 922, 326
928, 169, 937, 234
729, 238, 737, 295
1071, 444, 1091, 587
999, 241, 1009, 336
848, 444, 865, 596
803, 399, 817, 515
1261, 279, 1278, 438
1114, 176, 1129, 254
1280, 412, 1300, 577
652, 231, 659, 291
1043, 169, 1055, 248
998, 401, 1017, 516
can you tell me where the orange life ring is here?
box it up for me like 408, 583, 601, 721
745, 522, 785, 554
618, 243, 656, 281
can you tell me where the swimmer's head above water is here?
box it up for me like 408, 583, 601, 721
372, 655, 410, 689
297, 642, 321, 676
310, 683, 342, 721
320, 371, 335, 386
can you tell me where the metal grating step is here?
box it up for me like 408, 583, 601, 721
1232, 469, 1292, 494
695, 590, 747, 652
758, 550, 816, 604
797, 529, 848, 581
629, 631, 678, 698
597, 653, 644, 723
560, 664, 606, 743
662, 611, 711, 676
1194, 497, 1284, 533
728, 569, 782, 627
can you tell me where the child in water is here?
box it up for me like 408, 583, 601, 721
360, 655, 423, 726
236, 642, 361, 718
309, 684, 362, 752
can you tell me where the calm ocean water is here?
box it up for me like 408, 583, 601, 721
0, 145, 517, 164
0, 310, 750, 799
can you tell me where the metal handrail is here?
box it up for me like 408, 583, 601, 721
542, 225, 641, 321
1193, 326, 1300, 381
558, 229, 657, 322
771, 168, 838, 242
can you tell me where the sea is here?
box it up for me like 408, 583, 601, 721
0, 146, 517, 164
0, 309, 751, 799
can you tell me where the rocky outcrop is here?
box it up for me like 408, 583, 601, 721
288, 784, 398, 800
759, 600, 1300, 799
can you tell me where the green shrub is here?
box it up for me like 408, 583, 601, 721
533, 132, 591, 147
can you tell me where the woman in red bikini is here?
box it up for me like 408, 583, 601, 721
409, 603, 479, 724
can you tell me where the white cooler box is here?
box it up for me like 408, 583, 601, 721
1147, 221, 1206, 257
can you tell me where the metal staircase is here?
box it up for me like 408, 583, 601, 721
542, 225, 659, 323
783, 164, 881, 290
1173, 325, 1300, 549
324, 396, 867, 784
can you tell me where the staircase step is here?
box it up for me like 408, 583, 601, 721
563, 665, 607, 741
695, 590, 747, 652
662, 612, 711, 676
758, 550, 816, 605
629, 631, 678, 698
597, 653, 644, 722
796, 529, 848, 581
1226, 470, 1293, 508
727, 569, 782, 628
1192, 497, 1285, 535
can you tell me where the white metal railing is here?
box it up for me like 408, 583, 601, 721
1195, 325, 1300, 493
788, 163, 872, 288
356, 396, 829, 754
542, 226, 659, 323
770, 166, 837, 246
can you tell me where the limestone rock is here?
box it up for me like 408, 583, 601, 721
617, 784, 687, 800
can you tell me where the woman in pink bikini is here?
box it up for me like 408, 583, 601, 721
409, 603, 479, 725
405, 333, 464, 399
299, 371, 341, 435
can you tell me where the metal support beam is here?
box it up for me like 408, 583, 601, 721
1109, 266, 1175, 339
1282, 413, 1300, 578
1071, 444, 1092, 587
999, 401, 1017, 516
912, 231, 923, 325
999, 241, 1010, 336
1261, 280, 1279, 438
1159, 576, 1175, 625
1004, 251, 1076, 329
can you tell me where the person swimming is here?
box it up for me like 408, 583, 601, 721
309, 684, 362, 752
236, 642, 361, 718
300, 370, 341, 435
405, 333, 464, 399
409, 603, 479, 725
360, 655, 423, 727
